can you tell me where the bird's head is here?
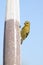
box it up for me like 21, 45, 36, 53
24, 21, 30, 26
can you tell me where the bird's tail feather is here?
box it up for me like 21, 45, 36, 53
21, 38, 23, 44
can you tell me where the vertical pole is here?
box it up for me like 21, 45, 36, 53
3, 0, 21, 65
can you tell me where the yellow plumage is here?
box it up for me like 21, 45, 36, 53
21, 21, 30, 44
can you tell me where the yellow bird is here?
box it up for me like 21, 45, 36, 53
21, 21, 30, 44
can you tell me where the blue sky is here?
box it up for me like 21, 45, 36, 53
0, 0, 43, 65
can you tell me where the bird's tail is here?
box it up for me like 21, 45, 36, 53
21, 38, 23, 44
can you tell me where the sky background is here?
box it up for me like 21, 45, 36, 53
0, 0, 43, 65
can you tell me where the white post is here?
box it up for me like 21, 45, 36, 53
3, 0, 21, 65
